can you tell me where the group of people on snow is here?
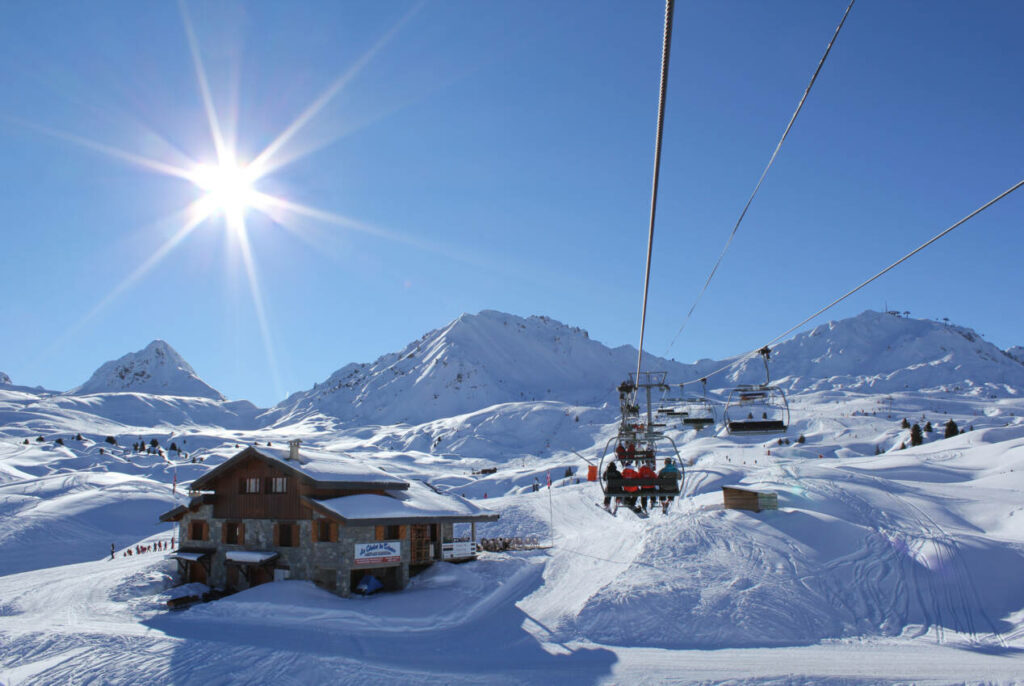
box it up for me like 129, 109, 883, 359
111, 539, 175, 560
602, 441, 681, 514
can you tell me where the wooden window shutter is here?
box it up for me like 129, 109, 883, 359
273, 523, 280, 546
311, 520, 317, 544
221, 524, 228, 543
398, 525, 407, 540
203, 522, 209, 541
330, 522, 338, 542
375, 525, 385, 541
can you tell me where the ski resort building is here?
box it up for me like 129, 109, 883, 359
159, 442, 498, 596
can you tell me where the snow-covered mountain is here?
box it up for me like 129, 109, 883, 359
71, 340, 226, 401
719, 310, 1024, 395
0, 372, 10, 385
1007, 345, 1024, 365
271, 311, 708, 426
273, 310, 1024, 427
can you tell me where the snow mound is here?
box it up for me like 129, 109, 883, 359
72, 340, 225, 400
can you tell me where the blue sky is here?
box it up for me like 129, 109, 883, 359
1, 1, 1022, 407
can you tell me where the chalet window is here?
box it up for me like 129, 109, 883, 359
224, 521, 243, 545
269, 476, 288, 494
240, 477, 261, 494
317, 520, 332, 543
189, 520, 207, 541
276, 522, 297, 547
376, 525, 401, 541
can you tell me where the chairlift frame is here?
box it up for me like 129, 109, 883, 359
723, 347, 789, 434
597, 371, 685, 501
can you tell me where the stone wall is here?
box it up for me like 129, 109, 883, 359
176, 507, 410, 597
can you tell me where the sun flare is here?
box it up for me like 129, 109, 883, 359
190, 160, 257, 221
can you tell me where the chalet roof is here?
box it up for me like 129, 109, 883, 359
306, 480, 499, 526
188, 446, 408, 492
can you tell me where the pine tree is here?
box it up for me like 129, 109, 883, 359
55, 438, 64, 446
36, 436, 45, 442
924, 421, 933, 433
150, 438, 159, 448
901, 418, 910, 429
75, 433, 84, 441
105, 436, 117, 445
944, 419, 959, 438
22, 438, 29, 445
797, 434, 806, 444
910, 423, 923, 447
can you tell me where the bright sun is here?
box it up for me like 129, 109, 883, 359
190, 160, 257, 222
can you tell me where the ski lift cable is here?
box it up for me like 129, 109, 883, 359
664, 0, 856, 357
636, 0, 675, 383
679, 176, 1024, 387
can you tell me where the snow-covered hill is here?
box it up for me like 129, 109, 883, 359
5, 310, 1024, 682
72, 340, 225, 401
722, 310, 1024, 395
270, 311, 710, 426
1007, 345, 1024, 365
0, 372, 10, 386
269, 310, 1024, 431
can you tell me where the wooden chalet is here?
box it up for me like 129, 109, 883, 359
160, 441, 498, 596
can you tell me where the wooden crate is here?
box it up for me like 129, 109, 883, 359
722, 486, 778, 513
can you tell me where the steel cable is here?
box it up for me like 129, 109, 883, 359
665, 0, 856, 356
636, 0, 675, 382
678, 176, 1024, 387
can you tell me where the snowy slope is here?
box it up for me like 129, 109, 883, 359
722, 310, 1024, 395
1008, 345, 1024, 365
3, 400, 1024, 683
272, 310, 1024, 431
72, 340, 225, 400
271, 311, 708, 426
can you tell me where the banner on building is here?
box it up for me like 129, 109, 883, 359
354, 541, 401, 565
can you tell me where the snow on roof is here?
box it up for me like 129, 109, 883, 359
225, 550, 279, 564
192, 447, 407, 490
311, 480, 498, 524
172, 551, 208, 562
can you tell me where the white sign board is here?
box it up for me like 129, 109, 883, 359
441, 541, 476, 560
354, 541, 401, 566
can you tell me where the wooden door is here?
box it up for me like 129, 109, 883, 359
410, 525, 431, 564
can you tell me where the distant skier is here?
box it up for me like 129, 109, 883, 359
110, 543, 115, 560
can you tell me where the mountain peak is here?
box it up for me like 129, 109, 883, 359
0, 371, 10, 385
71, 340, 225, 400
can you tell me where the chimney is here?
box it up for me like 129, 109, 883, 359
288, 439, 301, 462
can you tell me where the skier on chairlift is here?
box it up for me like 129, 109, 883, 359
621, 461, 640, 511
602, 460, 621, 510
638, 459, 657, 512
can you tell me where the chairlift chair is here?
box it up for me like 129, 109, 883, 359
724, 347, 789, 434
598, 372, 686, 508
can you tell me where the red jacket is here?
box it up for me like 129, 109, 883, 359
621, 465, 639, 492
638, 464, 657, 489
